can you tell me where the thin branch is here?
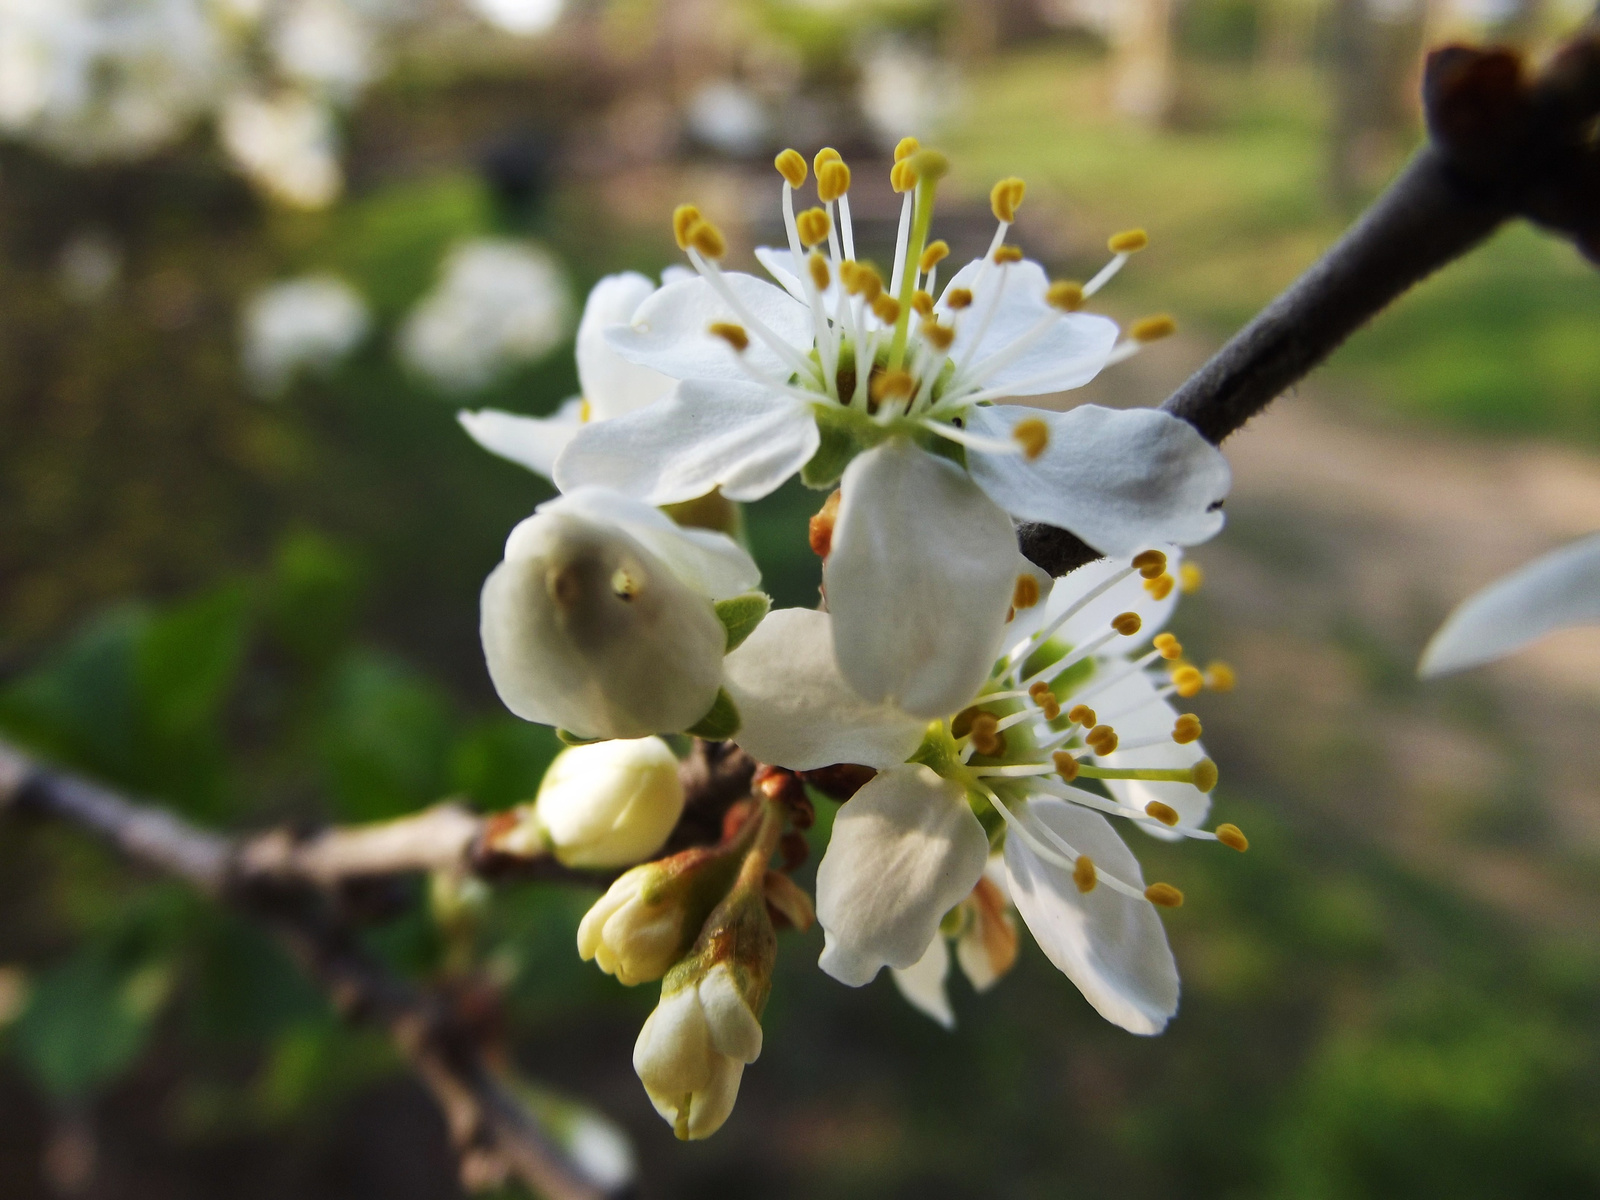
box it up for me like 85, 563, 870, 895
0, 737, 626, 1200
1019, 23, 1600, 577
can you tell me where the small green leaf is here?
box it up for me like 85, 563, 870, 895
714, 592, 771, 652
685, 689, 741, 740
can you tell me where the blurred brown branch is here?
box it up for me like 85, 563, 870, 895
0, 736, 628, 1200
1019, 17, 1600, 577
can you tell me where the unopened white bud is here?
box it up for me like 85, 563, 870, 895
534, 737, 684, 868
633, 962, 763, 1140
578, 864, 694, 986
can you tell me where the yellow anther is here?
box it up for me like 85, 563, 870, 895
1111, 611, 1142, 636
1131, 314, 1177, 343
708, 322, 748, 352
990, 176, 1026, 223
1053, 751, 1080, 783
1145, 801, 1180, 827
1145, 882, 1184, 908
1171, 665, 1204, 698
579, 399, 592, 423
869, 369, 915, 403
844, 262, 883, 301
796, 207, 831, 248
911, 290, 933, 317
1029, 681, 1051, 700
1012, 417, 1049, 460
906, 148, 949, 182
1190, 759, 1218, 793
1172, 714, 1202, 744
1086, 724, 1118, 754
1047, 280, 1085, 311
1108, 228, 1149, 254
1180, 562, 1204, 594
921, 320, 955, 351
1131, 549, 1167, 578
1152, 632, 1183, 660
1215, 823, 1249, 853
894, 136, 920, 162
1072, 854, 1097, 894
1041, 698, 1061, 720
672, 204, 701, 250
969, 710, 1004, 757
1145, 573, 1175, 601
890, 160, 917, 193
1205, 662, 1237, 693
688, 220, 726, 259
871, 295, 901, 323
993, 244, 1024, 265
918, 240, 949, 273
808, 251, 830, 293
818, 159, 852, 203
774, 149, 807, 189
813, 147, 842, 174
1014, 575, 1041, 610
1067, 704, 1096, 727
945, 287, 973, 310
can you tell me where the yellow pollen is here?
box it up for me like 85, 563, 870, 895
970, 712, 1005, 756
1145, 573, 1176, 601
610, 567, 640, 599
1131, 314, 1177, 343
808, 252, 830, 292
990, 176, 1026, 223
1011, 417, 1049, 460
1180, 562, 1204, 593
921, 320, 955, 351
994, 244, 1023, 265
1042, 698, 1061, 720
871, 295, 901, 323
1215, 823, 1249, 852
1152, 632, 1182, 660
1171, 665, 1204, 698
1029, 681, 1050, 699
1111, 611, 1142, 636
893, 136, 920, 162
1046, 280, 1085, 311
890, 160, 917, 193
1145, 882, 1184, 908
688, 220, 726, 259
911, 290, 933, 317
1172, 714, 1202, 744
1086, 724, 1118, 754
1067, 704, 1096, 727
818, 159, 852, 203
672, 204, 701, 250
1205, 662, 1237, 693
1131, 549, 1167, 578
945, 287, 973, 310
579, 399, 592, 423
796, 207, 831, 249
870, 369, 915, 403
906, 148, 949, 181
707, 322, 748, 352
1072, 854, 1097, 893
1014, 574, 1041, 610
813, 147, 842, 174
1053, 751, 1080, 782
919, 240, 949, 273
852, 264, 885, 301
774, 148, 807, 189
1190, 759, 1219, 792
1108, 228, 1149, 254
1145, 801, 1180, 827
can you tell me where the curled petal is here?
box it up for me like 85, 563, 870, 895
965, 404, 1230, 556
602, 272, 812, 384
816, 765, 989, 987
892, 935, 956, 1030
576, 272, 674, 420
458, 400, 584, 479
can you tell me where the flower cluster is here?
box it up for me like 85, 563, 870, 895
461, 141, 1246, 1138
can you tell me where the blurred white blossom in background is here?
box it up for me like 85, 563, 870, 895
400, 239, 572, 391
856, 41, 956, 152
685, 79, 769, 158
464, 0, 562, 36
241, 273, 371, 396
220, 89, 342, 208
268, 0, 379, 97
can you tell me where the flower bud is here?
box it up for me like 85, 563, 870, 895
533, 737, 685, 868
480, 495, 731, 740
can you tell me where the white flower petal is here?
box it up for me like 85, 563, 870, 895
966, 404, 1231, 556
458, 400, 584, 479
1088, 668, 1210, 836
826, 440, 1020, 718
816, 764, 989, 987
723, 608, 928, 771
554, 380, 819, 505
698, 965, 764, 1063
1419, 533, 1600, 677
535, 488, 759, 600
1004, 798, 1179, 1035
576, 271, 675, 420
892, 935, 956, 1030
602, 272, 812, 384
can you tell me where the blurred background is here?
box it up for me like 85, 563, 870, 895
4, 0, 1600, 1196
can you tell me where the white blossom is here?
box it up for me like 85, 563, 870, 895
464, 0, 563, 36
633, 963, 763, 1140
528, 737, 684, 868
219, 90, 343, 210
240, 273, 370, 395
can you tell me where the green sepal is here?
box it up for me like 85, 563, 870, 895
555, 728, 604, 747
685, 688, 741, 740
802, 404, 885, 489
714, 592, 771, 653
